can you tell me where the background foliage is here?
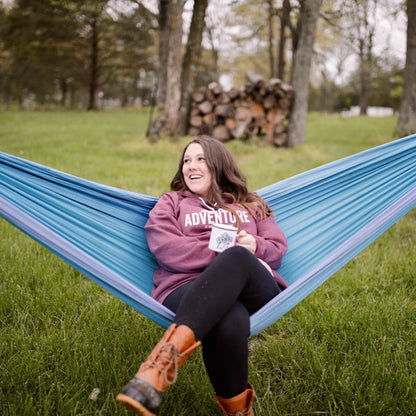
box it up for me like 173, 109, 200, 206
0, 0, 407, 113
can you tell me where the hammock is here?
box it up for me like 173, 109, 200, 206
1, 135, 415, 335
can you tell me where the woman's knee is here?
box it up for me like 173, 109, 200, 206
220, 245, 254, 268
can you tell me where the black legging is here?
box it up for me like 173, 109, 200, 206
163, 245, 281, 398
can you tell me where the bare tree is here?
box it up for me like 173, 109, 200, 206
340, 0, 378, 115
163, 0, 186, 136
156, 0, 171, 112
178, 0, 209, 136
147, 0, 185, 138
267, 0, 276, 78
287, 0, 322, 147
205, 16, 220, 82
395, 0, 416, 137
82, 0, 112, 111
87, 14, 100, 110
277, 0, 291, 81
148, 0, 209, 139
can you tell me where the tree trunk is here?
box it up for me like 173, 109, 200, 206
267, 0, 275, 78
87, 16, 99, 111
177, 0, 209, 136
148, 0, 185, 139
206, 23, 220, 82
395, 0, 416, 136
343, 0, 377, 117
358, 10, 375, 116
156, 0, 171, 112
358, 64, 369, 115
277, 0, 291, 80
163, 0, 186, 136
60, 78, 68, 107
287, 0, 322, 147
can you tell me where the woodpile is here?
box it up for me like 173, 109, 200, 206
188, 71, 293, 146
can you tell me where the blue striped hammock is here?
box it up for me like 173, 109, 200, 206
1, 134, 415, 335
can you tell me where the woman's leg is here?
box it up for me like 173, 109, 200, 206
117, 247, 278, 415
163, 246, 281, 398
165, 290, 251, 398
173, 245, 281, 340
201, 301, 250, 398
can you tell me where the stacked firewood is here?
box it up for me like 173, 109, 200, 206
188, 71, 293, 146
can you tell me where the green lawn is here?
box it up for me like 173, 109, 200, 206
0, 110, 415, 415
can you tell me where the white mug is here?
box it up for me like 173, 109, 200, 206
209, 223, 238, 252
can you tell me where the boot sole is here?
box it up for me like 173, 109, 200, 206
116, 393, 156, 416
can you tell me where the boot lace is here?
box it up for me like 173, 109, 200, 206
142, 342, 185, 385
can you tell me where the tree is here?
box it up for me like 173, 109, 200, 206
148, 0, 208, 139
155, 0, 171, 111
204, 11, 220, 83
338, 0, 396, 116
277, 0, 292, 80
222, 0, 276, 85
0, 0, 157, 109
267, 0, 276, 78
147, 0, 185, 137
395, 0, 416, 136
161, 0, 186, 136
287, 0, 322, 147
226, 0, 295, 83
73, 0, 115, 111
75, 1, 157, 110
0, 2, 11, 104
2, 0, 82, 107
178, 0, 209, 136
99, 4, 157, 107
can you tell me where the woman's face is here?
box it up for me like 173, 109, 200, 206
182, 143, 212, 198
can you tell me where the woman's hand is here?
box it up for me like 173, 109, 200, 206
236, 230, 273, 275
236, 230, 256, 254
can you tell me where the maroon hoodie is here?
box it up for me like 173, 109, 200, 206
145, 190, 288, 303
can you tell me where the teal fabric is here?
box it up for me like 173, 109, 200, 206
1, 134, 415, 334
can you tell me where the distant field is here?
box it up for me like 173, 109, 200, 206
1, 111, 414, 415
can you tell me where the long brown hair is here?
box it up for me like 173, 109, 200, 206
170, 136, 272, 221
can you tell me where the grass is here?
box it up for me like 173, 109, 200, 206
0, 110, 415, 415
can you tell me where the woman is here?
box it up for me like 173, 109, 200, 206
117, 136, 288, 415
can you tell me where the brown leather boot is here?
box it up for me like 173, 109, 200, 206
116, 324, 201, 416
215, 384, 255, 416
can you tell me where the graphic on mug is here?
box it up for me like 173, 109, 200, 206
216, 232, 234, 251
209, 223, 238, 252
